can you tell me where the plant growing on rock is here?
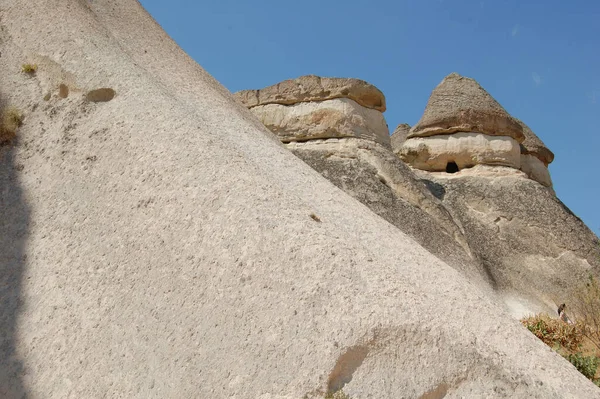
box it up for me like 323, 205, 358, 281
521, 313, 585, 351
0, 106, 23, 144
564, 353, 600, 380
21, 63, 38, 75
572, 275, 600, 350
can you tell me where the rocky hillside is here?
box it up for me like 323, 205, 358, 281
237, 73, 600, 321
1, 1, 599, 398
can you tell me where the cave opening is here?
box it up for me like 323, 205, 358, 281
446, 161, 459, 174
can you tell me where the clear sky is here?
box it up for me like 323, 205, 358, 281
140, 0, 599, 235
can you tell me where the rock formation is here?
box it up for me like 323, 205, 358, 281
408, 73, 524, 140
239, 79, 487, 284
2, 1, 600, 398
240, 74, 600, 341
235, 76, 390, 147
390, 122, 410, 154
398, 73, 556, 189
517, 119, 554, 187
398, 74, 598, 314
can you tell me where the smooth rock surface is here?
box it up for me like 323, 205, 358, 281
521, 154, 553, 187
235, 75, 386, 112
1, 1, 599, 398
413, 167, 600, 318
399, 132, 521, 171
249, 98, 391, 147
409, 73, 525, 142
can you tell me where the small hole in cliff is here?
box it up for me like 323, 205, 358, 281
309, 213, 321, 222
327, 345, 369, 393
445, 161, 459, 174
58, 84, 69, 99
86, 88, 115, 103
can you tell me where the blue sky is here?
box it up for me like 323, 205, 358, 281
140, 0, 599, 235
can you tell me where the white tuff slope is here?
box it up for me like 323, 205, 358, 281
0, 0, 597, 398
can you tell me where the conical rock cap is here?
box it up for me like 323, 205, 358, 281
409, 73, 524, 142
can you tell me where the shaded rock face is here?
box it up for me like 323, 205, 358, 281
400, 73, 554, 187
3, 2, 600, 398
286, 138, 492, 286
413, 167, 600, 316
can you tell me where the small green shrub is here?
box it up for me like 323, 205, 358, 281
21, 63, 37, 74
564, 353, 599, 380
0, 107, 23, 143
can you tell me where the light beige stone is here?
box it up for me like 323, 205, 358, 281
1, 1, 599, 398
399, 132, 521, 171
390, 123, 410, 154
235, 74, 386, 111
409, 73, 524, 142
249, 98, 391, 147
521, 154, 553, 187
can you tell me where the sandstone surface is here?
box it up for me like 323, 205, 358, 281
399, 132, 521, 171
517, 119, 555, 165
390, 123, 410, 154
235, 75, 386, 112
409, 73, 525, 142
1, 1, 600, 398
248, 98, 391, 147
520, 154, 553, 187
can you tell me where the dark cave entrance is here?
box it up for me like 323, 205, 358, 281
446, 161, 459, 174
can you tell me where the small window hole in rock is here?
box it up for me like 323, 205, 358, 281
327, 345, 369, 393
309, 213, 321, 222
445, 161, 459, 174
86, 88, 115, 103
58, 84, 69, 99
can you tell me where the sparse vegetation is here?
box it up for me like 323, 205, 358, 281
522, 289, 600, 385
572, 275, 600, 350
521, 314, 585, 351
564, 353, 600, 380
21, 63, 38, 75
0, 106, 23, 144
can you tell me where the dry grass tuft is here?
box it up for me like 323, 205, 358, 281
0, 107, 23, 144
521, 313, 585, 351
21, 63, 38, 75
572, 275, 600, 350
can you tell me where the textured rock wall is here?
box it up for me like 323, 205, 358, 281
249, 98, 391, 147
399, 132, 521, 171
2, 1, 599, 398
